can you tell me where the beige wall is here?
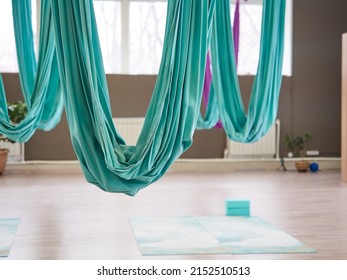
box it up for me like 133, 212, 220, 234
290, 0, 347, 157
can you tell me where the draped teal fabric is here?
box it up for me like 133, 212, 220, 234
197, 84, 219, 129
0, 75, 10, 124
197, 0, 285, 144
12, 0, 36, 105
1, 0, 285, 196
0, 0, 63, 142
213, 0, 285, 142
32, 0, 63, 131
51, 0, 211, 195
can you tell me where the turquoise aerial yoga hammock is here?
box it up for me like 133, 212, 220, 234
0, 0, 63, 142
48, 0, 285, 195
199, 0, 241, 129
1, 0, 285, 196
213, 0, 285, 142
50, 0, 213, 195
197, 0, 285, 142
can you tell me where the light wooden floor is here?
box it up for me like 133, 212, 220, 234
0, 169, 346, 260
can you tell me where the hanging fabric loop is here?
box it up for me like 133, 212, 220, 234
210, 0, 285, 142
0, 0, 63, 142
198, 0, 241, 130
198, 0, 285, 142
1, 0, 285, 195
50, 0, 212, 195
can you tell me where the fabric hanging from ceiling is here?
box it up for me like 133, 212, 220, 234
197, 52, 220, 129
0, 0, 63, 142
197, 0, 285, 142
0, 75, 10, 124
199, 0, 240, 129
210, 0, 285, 142
49, 0, 284, 195
1, 0, 285, 196
50, 0, 214, 195
12, 0, 37, 104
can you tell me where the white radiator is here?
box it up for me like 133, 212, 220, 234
0, 142, 25, 162
112, 117, 145, 146
225, 119, 280, 159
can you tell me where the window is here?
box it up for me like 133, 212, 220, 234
0, 0, 37, 73
129, 1, 167, 74
94, 0, 167, 74
230, 0, 292, 76
231, 2, 263, 75
0, 0, 292, 76
94, 1, 122, 73
94, 0, 292, 76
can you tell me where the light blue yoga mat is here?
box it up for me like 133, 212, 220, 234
0, 218, 20, 258
129, 216, 315, 255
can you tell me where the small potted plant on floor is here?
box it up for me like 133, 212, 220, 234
0, 101, 27, 175
283, 133, 313, 172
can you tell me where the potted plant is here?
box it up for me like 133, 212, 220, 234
0, 101, 27, 175
283, 133, 313, 172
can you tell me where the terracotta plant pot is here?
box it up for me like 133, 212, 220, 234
295, 161, 310, 172
0, 149, 9, 175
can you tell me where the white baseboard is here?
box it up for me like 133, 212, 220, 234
169, 157, 340, 172
4, 157, 341, 175
6, 160, 83, 174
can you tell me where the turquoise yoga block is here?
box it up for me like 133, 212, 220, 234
225, 199, 250, 209
225, 200, 251, 216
